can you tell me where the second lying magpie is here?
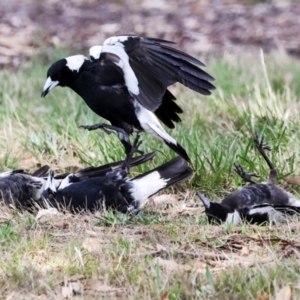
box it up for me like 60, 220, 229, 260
0, 152, 155, 211
41, 35, 215, 161
41, 138, 193, 214
197, 133, 300, 225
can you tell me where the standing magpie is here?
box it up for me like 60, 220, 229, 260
197, 133, 300, 225
41, 138, 193, 213
41, 35, 215, 161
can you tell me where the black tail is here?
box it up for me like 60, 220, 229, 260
164, 140, 190, 162
31, 165, 50, 177
54, 152, 156, 180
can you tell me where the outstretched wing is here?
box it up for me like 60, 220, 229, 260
91, 35, 215, 111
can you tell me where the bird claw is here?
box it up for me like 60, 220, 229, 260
79, 123, 127, 137
254, 132, 272, 152
233, 162, 259, 184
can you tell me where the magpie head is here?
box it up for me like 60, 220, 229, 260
196, 191, 233, 224
41, 55, 88, 97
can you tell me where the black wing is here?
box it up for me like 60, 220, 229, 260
98, 35, 215, 111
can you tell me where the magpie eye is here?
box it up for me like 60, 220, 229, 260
52, 72, 61, 81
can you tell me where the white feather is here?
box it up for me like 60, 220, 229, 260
58, 174, 73, 190
65, 55, 87, 72
101, 43, 139, 95
0, 170, 14, 178
286, 192, 300, 207
135, 103, 177, 145
225, 210, 242, 225
89, 45, 102, 60
129, 171, 169, 207
248, 206, 284, 223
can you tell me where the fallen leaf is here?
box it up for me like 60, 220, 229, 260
82, 238, 106, 253
161, 291, 169, 300
87, 282, 125, 294
282, 177, 300, 185
153, 257, 191, 273
257, 292, 269, 300
275, 286, 291, 300
150, 194, 179, 207
156, 243, 167, 252
61, 286, 73, 299
35, 208, 61, 220
240, 246, 250, 256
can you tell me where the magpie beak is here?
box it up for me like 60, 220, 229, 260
41, 77, 59, 97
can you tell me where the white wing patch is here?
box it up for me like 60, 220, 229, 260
102, 38, 139, 96
65, 55, 87, 72
0, 170, 14, 178
135, 103, 177, 144
225, 210, 242, 225
129, 171, 169, 205
89, 45, 102, 60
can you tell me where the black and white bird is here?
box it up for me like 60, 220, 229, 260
41, 35, 215, 161
0, 152, 155, 211
0, 165, 50, 210
197, 133, 300, 225
41, 156, 193, 214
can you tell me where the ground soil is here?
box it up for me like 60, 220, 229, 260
0, 0, 299, 67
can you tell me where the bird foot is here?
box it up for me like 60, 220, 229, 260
233, 162, 260, 184
79, 123, 127, 136
254, 132, 272, 152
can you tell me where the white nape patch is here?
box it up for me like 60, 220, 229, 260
0, 170, 14, 178
31, 177, 47, 200
101, 41, 139, 95
65, 55, 87, 72
89, 45, 102, 60
129, 171, 169, 207
135, 103, 177, 145
286, 192, 300, 207
58, 174, 74, 190
45, 172, 57, 193
104, 36, 135, 44
225, 210, 242, 225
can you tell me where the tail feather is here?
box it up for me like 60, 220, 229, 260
54, 152, 156, 180
164, 140, 190, 162
31, 165, 50, 177
123, 156, 193, 209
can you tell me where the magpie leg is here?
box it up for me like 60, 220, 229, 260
122, 134, 143, 172
253, 132, 277, 184
80, 123, 127, 136
80, 123, 144, 157
253, 132, 274, 170
233, 162, 260, 184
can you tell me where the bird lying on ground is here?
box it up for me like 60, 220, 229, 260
0, 165, 50, 210
0, 151, 155, 211
197, 133, 300, 225
41, 35, 215, 161
41, 136, 193, 214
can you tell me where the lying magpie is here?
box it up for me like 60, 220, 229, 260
0, 152, 155, 211
41, 141, 193, 214
0, 165, 50, 210
41, 35, 215, 161
197, 133, 300, 225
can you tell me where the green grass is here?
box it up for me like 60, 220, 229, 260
1, 50, 300, 298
